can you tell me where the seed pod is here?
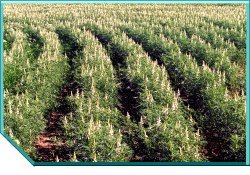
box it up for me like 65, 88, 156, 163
56, 156, 59, 162
143, 129, 148, 138
156, 116, 161, 126
72, 152, 78, 162
139, 116, 144, 126
109, 125, 114, 137
93, 152, 97, 162
185, 126, 189, 140
179, 147, 183, 156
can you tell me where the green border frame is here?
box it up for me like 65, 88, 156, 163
0, 0, 249, 166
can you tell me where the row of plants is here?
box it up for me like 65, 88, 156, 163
157, 24, 245, 93
3, 25, 15, 55
54, 25, 133, 162
122, 25, 246, 161
4, 23, 69, 159
115, 12, 246, 77
84, 23, 206, 161
120, 8, 246, 52
4, 5, 246, 162
198, 20, 246, 50
202, 16, 246, 33
82, 23, 149, 161
161, 15, 246, 51
180, 25, 246, 67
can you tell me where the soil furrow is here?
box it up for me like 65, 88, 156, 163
86, 27, 147, 161
35, 28, 83, 162
122, 28, 228, 161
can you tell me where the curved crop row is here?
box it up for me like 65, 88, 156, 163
4, 25, 68, 159
122, 25, 246, 161
161, 15, 246, 50
181, 25, 246, 67
3, 4, 246, 163
84, 23, 206, 162
158, 25, 245, 93
198, 20, 246, 50
202, 16, 246, 33
59, 26, 133, 162
3, 25, 15, 55
119, 19, 245, 93
148, 15, 246, 73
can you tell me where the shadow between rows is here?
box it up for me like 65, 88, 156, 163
35, 28, 84, 162
85, 25, 172, 161
122, 27, 241, 162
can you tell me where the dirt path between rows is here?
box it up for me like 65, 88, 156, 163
35, 86, 71, 162
35, 28, 84, 162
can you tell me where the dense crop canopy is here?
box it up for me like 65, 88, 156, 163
3, 4, 246, 162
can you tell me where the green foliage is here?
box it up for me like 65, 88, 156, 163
181, 25, 246, 68
4, 27, 69, 159
162, 26, 245, 92
24, 27, 45, 60
60, 29, 133, 162
122, 26, 245, 161
4, 4, 246, 162
55, 27, 83, 60
3, 29, 15, 54
203, 17, 246, 47
4, 63, 22, 94
87, 24, 206, 161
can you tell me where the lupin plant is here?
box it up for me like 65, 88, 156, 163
195, 18, 246, 51
4, 4, 246, 162
169, 14, 246, 67
118, 33, 206, 162
213, 27, 246, 51
118, 6, 246, 69
83, 23, 206, 161
3, 23, 15, 55
158, 7, 246, 51
180, 24, 246, 67
156, 24, 245, 93
4, 24, 26, 94
202, 15, 246, 36
122, 25, 245, 161
4, 23, 68, 159
61, 27, 132, 162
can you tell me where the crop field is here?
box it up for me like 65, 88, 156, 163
3, 4, 246, 162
